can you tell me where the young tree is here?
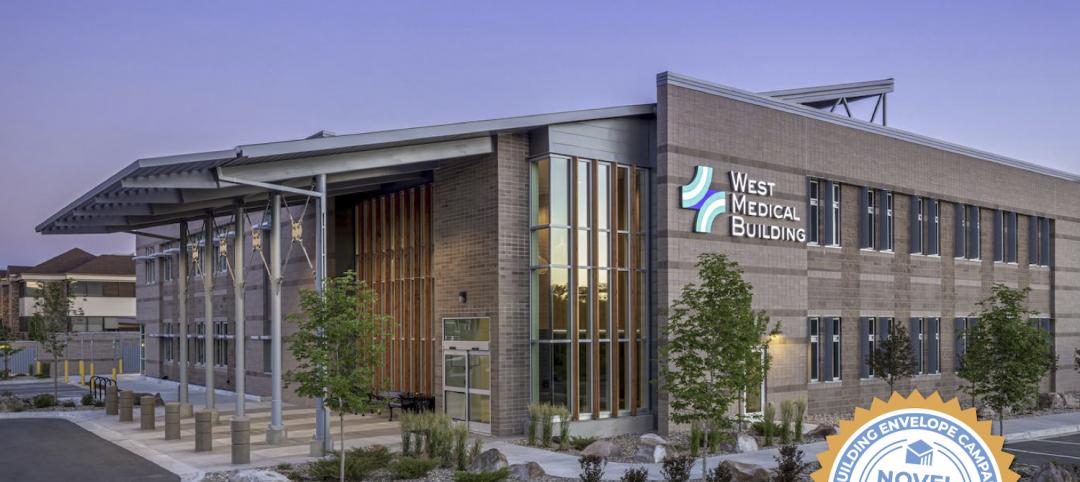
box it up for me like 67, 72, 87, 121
958, 284, 1055, 435
287, 271, 391, 482
0, 324, 22, 380
29, 280, 78, 407
661, 253, 777, 476
866, 322, 918, 393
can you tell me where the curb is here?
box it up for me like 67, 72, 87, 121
1004, 424, 1080, 443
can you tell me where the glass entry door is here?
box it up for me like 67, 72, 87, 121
442, 318, 491, 433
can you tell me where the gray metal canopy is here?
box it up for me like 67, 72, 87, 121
37, 104, 656, 235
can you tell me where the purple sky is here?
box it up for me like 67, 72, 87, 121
2, 1, 1078, 267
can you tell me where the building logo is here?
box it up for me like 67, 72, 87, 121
680, 166, 727, 233
813, 391, 1017, 482
679, 166, 807, 242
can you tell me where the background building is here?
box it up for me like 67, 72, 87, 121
40, 72, 1079, 438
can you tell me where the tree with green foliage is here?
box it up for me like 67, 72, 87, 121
0, 324, 23, 380
866, 322, 918, 393
958, 284, 1055, 435
288, 271, 391, 482
30, 280, 78, 407
661, 253, 777, 476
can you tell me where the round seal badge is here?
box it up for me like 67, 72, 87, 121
813, 391, 1018, 482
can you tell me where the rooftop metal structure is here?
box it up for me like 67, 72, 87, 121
761, 78, 894, 125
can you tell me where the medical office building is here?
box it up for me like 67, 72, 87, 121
39, 72, 1080, 437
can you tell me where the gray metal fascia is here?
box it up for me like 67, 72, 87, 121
237, 104, 656, 159
659, 71, 1080, 182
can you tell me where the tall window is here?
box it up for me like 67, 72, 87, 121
194, 322, 206, 365
830, 183, 842, 246
808, 317, 820, 382
143, 247, 156, 284
831, 317, 842, 381
865, 189, 878, 249
162, 322, 175, 362
864, 317, 877, 377
884, 192, 895, 251
162, 245, 174, 282
809, 316, 841, 382
215, 227, 229, 274
531, 155, 649, 418
911, 197, 939, 255
808, 180, 821, 244
214, 321, 229, 367
1029, 216, 1052, 267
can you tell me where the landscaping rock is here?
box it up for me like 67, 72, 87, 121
131, 393, 165, 406
1031, 462, 1078, 482
734, 433, 759, 453
1062, 392, 1080, 409
0, 394, 26, 412
807, 424, 838, 439
1038, 393, 1066, 410
634, 433, 668, 463
582, 439, 620, 458
509, 461, 546, 480
228, 469, 290, 482
470, 448, 508, 472
722, 460, 770, 482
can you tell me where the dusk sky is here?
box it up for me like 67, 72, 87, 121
2, 1, 1078, 267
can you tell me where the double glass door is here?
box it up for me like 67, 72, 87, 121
442, 318, 491, 433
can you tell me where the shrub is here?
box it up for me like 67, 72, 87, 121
402, 411, 454, 465
540, 404, 555, 447
527, 403, 541, 446
707, 422, 728, 454
569, 435, 597, 451
555, 405, 571, 451
621, 466, 649, 482
305, 446, 392, 481
661, 455, 694, 482
469, 438, 482, 466
751, 421, 783, 438
793, 399, 806, 443
453, 468, 512, 482
32, 394, 56, 408
389, 456, 440, 480
81, 394, 94, 406
780, 400, 794, 445
763, 402, 776, 446
402, 429, 413, 456
706, 463, 734, 482
92, 399, 104, 408
452, 424, 469, 470
61, 400, 76, 408
579, 454, 606, 482
772, 444, 813, 482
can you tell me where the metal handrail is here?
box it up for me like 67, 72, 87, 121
91, 375, 115, 401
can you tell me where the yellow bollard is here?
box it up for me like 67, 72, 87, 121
79, 360, 86, 385
90, 362, 95, 381
35, 361, 41, 376
64, 360, 70, 383
111, 367, 117, 382
118, 358, 123, 375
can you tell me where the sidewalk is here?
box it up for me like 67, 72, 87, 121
490, 409, 1080, 480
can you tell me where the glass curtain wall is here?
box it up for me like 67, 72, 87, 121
531, 155, 649, 419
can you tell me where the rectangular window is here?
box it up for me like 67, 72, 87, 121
214, 321, 228, 367
808, 317, 820, 382
911, 197, 924, 254
1007, 211, 1017, 263
884, 191, 895, 251
955, 203, 966, 259
911, 318, 924, 375
954, 317, 968, 373
831, 317, 842, 381
1030, 216, 1052, 267
143, 247, 156, 284
862, 188, 878, 250
861, 317, 877, 378
927, 317, 940, 374
830, 183, 842, 246
1039, 217, 1051, 266
162, 247, 174, 281
928, 199, 940, 255
194, 322, 206, 365
808, 179, 821, 245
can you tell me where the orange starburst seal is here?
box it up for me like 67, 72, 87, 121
812, 391, 1018, 482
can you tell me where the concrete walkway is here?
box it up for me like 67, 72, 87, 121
490, 410, 1080, 480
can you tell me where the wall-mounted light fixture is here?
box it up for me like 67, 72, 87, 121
458, 291, 467, 304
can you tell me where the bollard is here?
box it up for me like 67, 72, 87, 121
164, 403, 181, 440
195, 410, 213, 452
79, 360, 85, 385
118, 358, 123, 375
35, 361, 41, 376
179, 403, 193, 418
118, 391, 134, 422
105, 385, 118, 416
64, 360, 69, 383
111, 367, 117, 382
231, 416, 250, 464
89, 362, 95, 380
140, 395, 156, 430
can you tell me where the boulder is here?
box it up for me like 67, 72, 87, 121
582, 439, 620, 458
508, 461, 546, 480
470, 448, 508, 473
0, 394, 26, 412
722, 460, 770, 482
634, 433, 669, 463
1062, 392, 1080, 409
228, 470, 290, 482
806, 424, 838, 440
1038, 393, 1066, 410
131, 393, 165, 406
734, 433, 759, 453
1031, 462, 1078, 482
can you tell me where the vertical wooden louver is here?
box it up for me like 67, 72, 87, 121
356, 184, 435, 395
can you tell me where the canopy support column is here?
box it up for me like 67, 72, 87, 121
233, 206, 246, 418
266, 193, 287, 444
203, 215, 216, 417
178, 221, 191, 416
310, 174, 332, 456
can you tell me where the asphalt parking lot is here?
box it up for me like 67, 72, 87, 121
0, 418, 178, 481
1006, 433, 1080, 466
0, 379, 89, 399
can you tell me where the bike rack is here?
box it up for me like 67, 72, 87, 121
91, 375, 115, 401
